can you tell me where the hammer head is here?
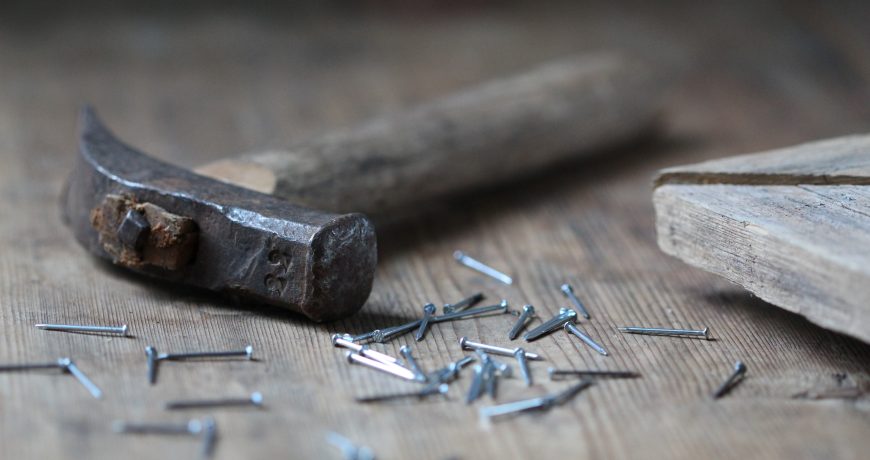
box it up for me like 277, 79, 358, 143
62, 107, 376, 322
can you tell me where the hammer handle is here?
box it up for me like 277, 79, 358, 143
196, 53, 663, 218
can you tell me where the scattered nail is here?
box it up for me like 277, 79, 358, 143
564, 322, 608, 356
454, 251, 513, 285
165, 392, 264, 410
713, 361, 747, 399
508, 305, 535, 340
459, 337, 543, 360
560, 284, 590, 319
618, 326, 711, 340
35, 323, 129, 336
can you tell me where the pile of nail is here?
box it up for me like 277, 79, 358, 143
0, 324, 263, 458
331, 250, 747, 427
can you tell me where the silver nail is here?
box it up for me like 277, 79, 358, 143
713, 361, 747, 399
443, 292, 485, 314
617, 326, 711, 340
415, 303, 437, 341
428, 355, 475, 383
372, 320, 422, 343
356, 383, 449, 403
146, 346, 158, 385
548, 368, 640, 380
508, 305, 535, 340
513, 348, 532, 386
459, 337, 542, 360
336, 332, 377, 343
479, 380, 594, 421
346, 352, 417, 381
433, 300, 509, 323
560, 284, 590, 319
0, 360, 66, 372
331, 334, 399, 365
158, 345, 254, 361
59, 358, 102, 399
399, 346, 428, 382
35, 323, 129, 336
466, 365, 486, 404
479, 396, 550, 420
523, 309, 577, 341
113, 419, 203, 435
369, 300, 509, 344
453, 250, 513, 285
200, 417, 218, 459
564, 322, 608, 356
166, 392, 264, 410
484, 361, 498, 398
326, 432, 376, 460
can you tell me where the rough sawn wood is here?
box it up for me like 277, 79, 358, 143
655, 135, 870, 343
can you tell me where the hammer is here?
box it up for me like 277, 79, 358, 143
62, 53, 663, 322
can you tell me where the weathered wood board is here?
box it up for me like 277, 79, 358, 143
1, 2, 870, 460
655, 136, 870, 343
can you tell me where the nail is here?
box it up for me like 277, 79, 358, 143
560, 284, 590, 319
508, 305, 535, 340
356, 383, 449, 403
459, 337, 542, 360
617, 326, 711, 340
399, 346, 428, 382
35, 323, 129, 336
336, 332, 377, 343
346, 352, 417, 381
158, 345, 254, 360
331, 334, 399, 365
514, 348, 532, 386
146, 346, 159, 385
484, 360, 498, 398
564, 322, 608, 356
453, 250, 513, 285
165, 392, 264, 410
59, 358, 103, 399
327, 432, 376, 460
433, 300, 509, 323
200, 417, 218, 459
479, 380, 593, 421
548, 368, 640, 380
479, 396, 551, 420
372, 320, 422, 343
0, 360, 67, 372
443, 292, 485, 314
415, 303, 437, 341
368, 300, 509, 344
713, 361, 747, 399
113, 419, 203, 435
466, 365, 486, 404
428, 356, 475, 383
523, 308, 577, 341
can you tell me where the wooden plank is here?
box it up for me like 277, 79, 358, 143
1, 2, 870, 460
655, 183, 870, 342
657, 135, 870, 185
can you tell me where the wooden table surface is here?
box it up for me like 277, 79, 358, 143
1, 2, 869, 459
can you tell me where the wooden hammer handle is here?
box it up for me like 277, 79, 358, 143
196, 53, 664, 218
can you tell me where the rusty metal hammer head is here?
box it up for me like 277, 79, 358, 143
62, 107, 376, 322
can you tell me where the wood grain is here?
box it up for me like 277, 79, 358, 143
1, 2, 869, 460
655, 135, 870, 343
